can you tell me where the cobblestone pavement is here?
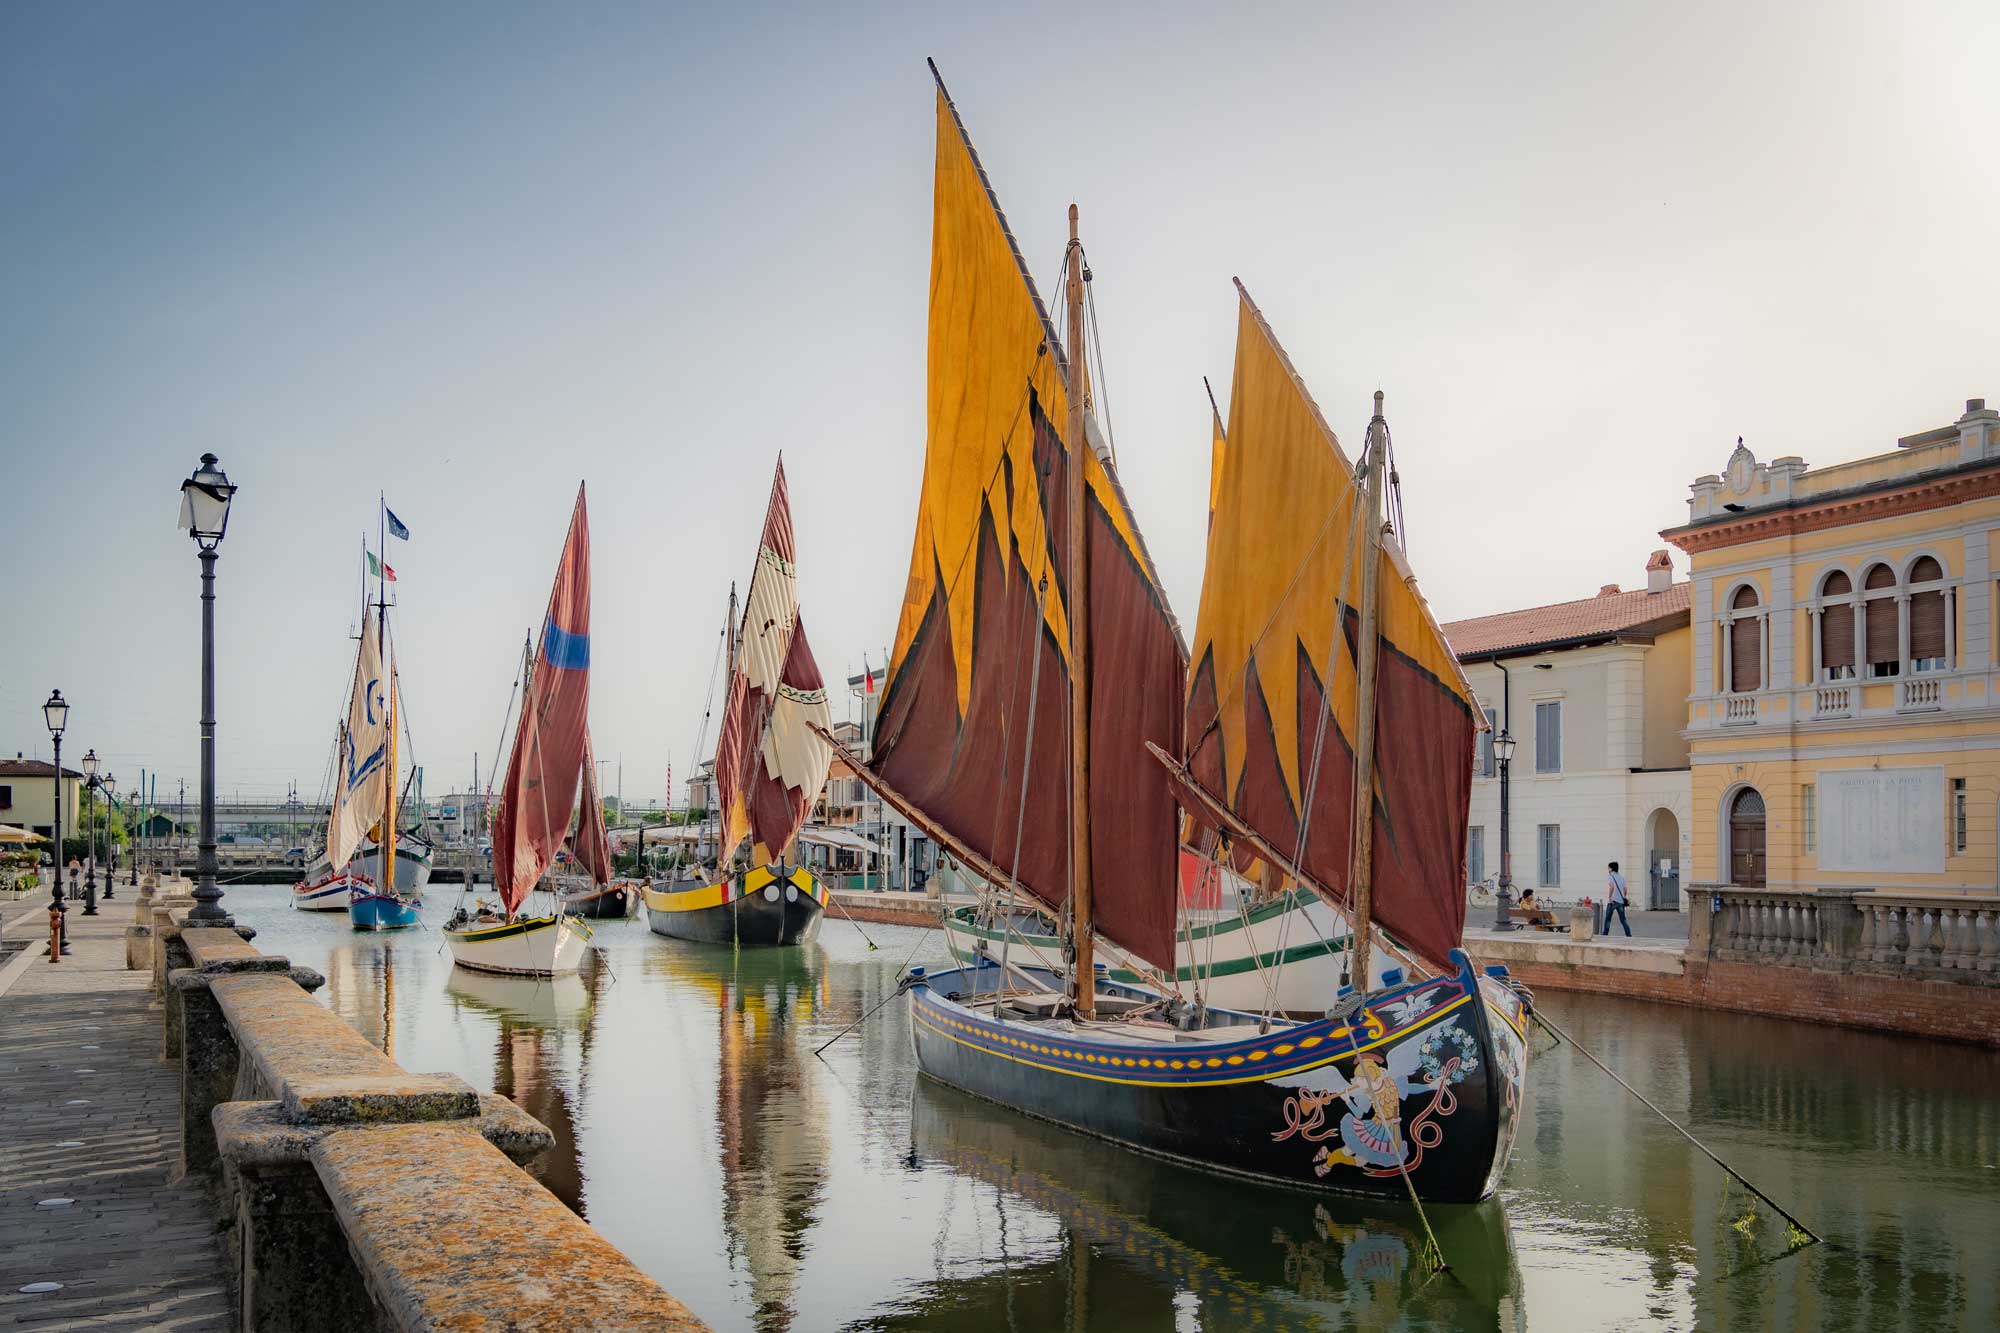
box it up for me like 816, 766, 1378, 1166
0, 901, 232, 1330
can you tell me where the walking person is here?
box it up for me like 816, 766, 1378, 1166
1602, 861, 1632, 936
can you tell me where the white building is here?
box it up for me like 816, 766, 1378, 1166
1444, 552, 1694, 911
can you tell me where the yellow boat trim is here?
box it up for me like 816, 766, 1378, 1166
642, 865, 823, 914
911, 991, 1471, 1089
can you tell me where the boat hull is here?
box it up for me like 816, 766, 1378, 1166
444, 914, 589, 976
292, 873, 356, 911
907, 951, 1529, 1205
309, 840, 433, 899
561, 883, 635, 919
943, 889, 1385, 1013
643, 864, 825, 947
347, 890, 422, 931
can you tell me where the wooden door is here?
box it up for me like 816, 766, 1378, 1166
1729, 789, 1766, 888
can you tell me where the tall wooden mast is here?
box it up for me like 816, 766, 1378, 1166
1064, 203, 1095, 1017
379, 495, 396, 899
1346, 391, 1388, 990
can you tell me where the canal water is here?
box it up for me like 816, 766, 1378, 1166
235, 885, 1999, 1332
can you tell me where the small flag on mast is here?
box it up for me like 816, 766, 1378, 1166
366, 548, 398, 583
385, 508, 410, 541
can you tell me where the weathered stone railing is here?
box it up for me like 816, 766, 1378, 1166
153, 908, 706, 1332
1697, 885, 1999, 981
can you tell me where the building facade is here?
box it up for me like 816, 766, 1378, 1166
1444, 553, 1693, 910
1663, 397, 2000, 897
0, 756, 82, 841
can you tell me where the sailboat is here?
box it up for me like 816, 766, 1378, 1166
644, 459, 835, 947
444, 485, 607, 976
823, 67, 1529, 1204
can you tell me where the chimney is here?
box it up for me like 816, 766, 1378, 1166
1646, 549, 1673, 594
1597, 584, 1621, 598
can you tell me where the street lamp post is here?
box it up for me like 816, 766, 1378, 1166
102, 773, 116, 901
80, 750, 99, 915
180, 453, 237, 925
43, 691, 70, 958
1492, 729, 1519, 932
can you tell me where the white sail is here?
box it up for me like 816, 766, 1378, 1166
328, 614, 391, 868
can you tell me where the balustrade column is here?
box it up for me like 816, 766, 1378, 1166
1978, 908, 1999, 974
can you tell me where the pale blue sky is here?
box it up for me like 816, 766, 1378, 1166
4, 2, 1996, 805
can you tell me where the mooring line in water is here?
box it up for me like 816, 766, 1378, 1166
1535, 1007, 1822, 1249
825, 893, 880, 950
813, 923, 937, 1057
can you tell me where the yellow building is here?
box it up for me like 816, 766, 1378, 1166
1663, 397, 2000, 897
0, 755, 81, 840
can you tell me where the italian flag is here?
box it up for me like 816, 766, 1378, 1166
367, 549, 397, 582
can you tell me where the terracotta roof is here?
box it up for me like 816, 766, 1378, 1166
1443, 581, 1691, 659
0, 759, 84, 779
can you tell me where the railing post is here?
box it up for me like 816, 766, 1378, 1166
1979, 907, 1999, 975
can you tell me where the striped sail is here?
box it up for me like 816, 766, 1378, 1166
328, 614, 389, 869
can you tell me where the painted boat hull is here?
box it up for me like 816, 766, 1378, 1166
643, 864, 825, 947
347, 890, 422, 931
561, 883, 634, 919
444, 914, 589, 976
907, 951, 1529, 1205
292, 874, 356, 911
309, 840, 433, 899
944, 889, 1385, 1013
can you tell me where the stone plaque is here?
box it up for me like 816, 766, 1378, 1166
1818, 767, 1945, 874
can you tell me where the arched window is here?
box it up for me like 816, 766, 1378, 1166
1909, 556, 1948, 672
1728, 787, 1767, 888
1729, 585, 1762, 693
1863, 563, 1900, 678
1819, 570, 1855, 680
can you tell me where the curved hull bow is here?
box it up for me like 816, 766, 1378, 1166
292, 872, 357, 911
308, 841, 433, 899
643, 865, 825, 947
444, 914, 589, 976
908, 951, 1530, 1205
348, 889, 422, 931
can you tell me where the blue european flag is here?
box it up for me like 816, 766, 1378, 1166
385, 508, 410, 541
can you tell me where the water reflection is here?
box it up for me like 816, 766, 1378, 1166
650, 942, 831, 1332
858, 1079, 1520, 1332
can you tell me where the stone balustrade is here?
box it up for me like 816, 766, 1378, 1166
151, 908, 707, 1332
1697, 885, 2000, 982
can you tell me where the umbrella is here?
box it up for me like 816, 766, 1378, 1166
0, 825, 48, 844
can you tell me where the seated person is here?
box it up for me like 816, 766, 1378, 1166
1513, 889, 1556, 925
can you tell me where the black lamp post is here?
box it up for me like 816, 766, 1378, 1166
80, 749, 99, 914
180, 453, 237, 925
43, 690, 70, 957
101, 773, 116, 901
1491, 729, 1518, 931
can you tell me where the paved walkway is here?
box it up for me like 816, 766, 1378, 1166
1464, 907, 1691, 953
0, 896, 232, 1330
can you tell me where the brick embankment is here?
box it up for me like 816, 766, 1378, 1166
1465, 928, 2000, 1047
831, 889, 946, 929
0, 897, 232, 1330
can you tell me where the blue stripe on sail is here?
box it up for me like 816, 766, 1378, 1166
542, 621, 590, 671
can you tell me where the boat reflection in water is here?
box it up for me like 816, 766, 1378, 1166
876, 1079, 1521, 1332
650, 942, 831, 1333
444, 964, 601, 1212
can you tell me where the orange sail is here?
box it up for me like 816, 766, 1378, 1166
866, 77, 1186, 969
492, 485, 595, 918
1183, 284, 1480, 968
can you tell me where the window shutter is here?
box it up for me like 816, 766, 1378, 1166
1821, 601, 1855, 671
1535, 702, 1561, 773
1865, 597, 1898, 667
1481, 708, 1497, 777
1467, 827, 1484, 883
1730, 616, 1761, 692
1910, 589, 1946, 661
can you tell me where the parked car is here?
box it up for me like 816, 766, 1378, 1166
284, 846, 308, 867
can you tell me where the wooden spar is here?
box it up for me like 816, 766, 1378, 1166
1346, 392, 1388, 990
807, 723, 1062, 929
379, 490, 397, 902
1064, 202, 1096, 1018
1143, 741, 1436, 977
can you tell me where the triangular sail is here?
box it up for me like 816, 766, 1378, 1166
1183, 284, 1479, 969
573, 731, 613, 886
328, 613, 389, 868
493, 485, 594, 918
711, 459, 834, 866
867, 79, 1186, 969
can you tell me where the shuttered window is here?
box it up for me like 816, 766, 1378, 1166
1861, 565, 1900, 677
1467, 826, 1485, 884
1534, 701, 1562, 774
1729, 585, 1761, 693
1538, 824, 1560, 887
1910, 556, 1946, 669
1819, 571, 1855, 678
1479, 707, 1497, 777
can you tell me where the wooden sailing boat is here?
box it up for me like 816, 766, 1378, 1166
644, 459, 835, 947
444, 485, 609, 976
824, 67, 1528, 1204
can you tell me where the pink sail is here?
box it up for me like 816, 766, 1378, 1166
493, 485, 595, 918
573, 730, 613, 886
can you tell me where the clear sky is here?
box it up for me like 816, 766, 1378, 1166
3, 2, 1995, 807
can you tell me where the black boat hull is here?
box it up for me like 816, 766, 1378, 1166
643, 864, 826, 947
561, 884, 634, 919
908, 950, 1528, 1204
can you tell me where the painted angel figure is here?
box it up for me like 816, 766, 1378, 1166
1313, 1032, 1445, 1173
